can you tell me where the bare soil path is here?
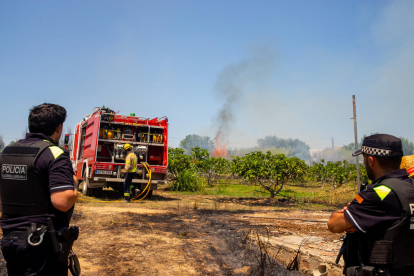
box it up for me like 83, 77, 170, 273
0, 190, 343, 275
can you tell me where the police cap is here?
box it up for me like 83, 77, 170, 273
352, 134, 403, 157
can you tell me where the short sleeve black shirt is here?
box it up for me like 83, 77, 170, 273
344, 169, 411, 234
0, 133, 75, 231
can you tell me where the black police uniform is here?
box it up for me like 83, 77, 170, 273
0, 133, 76, 276
342, 169, 414, 275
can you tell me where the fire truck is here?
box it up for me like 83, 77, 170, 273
70, 107, 168, 198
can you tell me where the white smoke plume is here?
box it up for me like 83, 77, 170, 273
213, 46, 276, 146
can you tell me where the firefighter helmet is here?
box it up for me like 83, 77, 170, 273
123, 143, 132, 151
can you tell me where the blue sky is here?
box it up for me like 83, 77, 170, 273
1, 0, 413, 150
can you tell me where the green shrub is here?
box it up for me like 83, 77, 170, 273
171, 169, 204, 192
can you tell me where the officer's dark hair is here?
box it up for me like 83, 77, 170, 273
28, 103, 67, 136
375, 155, 402, 171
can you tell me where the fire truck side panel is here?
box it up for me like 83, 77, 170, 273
162, 119, 168, 166
70, 108, 168, 196
83, 114, 100, 164
75, 124, 86, 180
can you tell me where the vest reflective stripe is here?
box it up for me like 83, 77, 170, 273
49, 146, 64, 159
373, 185, 392, 200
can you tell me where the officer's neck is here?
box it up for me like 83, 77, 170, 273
373, 167, 395, 181
48, 125, 63, 144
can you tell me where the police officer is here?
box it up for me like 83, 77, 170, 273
328, 134, 414, 276
121, 143, 137, 202
0, 103, 78, 276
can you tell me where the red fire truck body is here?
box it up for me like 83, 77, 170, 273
70, 107, 168, 197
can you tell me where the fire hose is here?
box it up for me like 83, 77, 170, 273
77, 162, 152, 203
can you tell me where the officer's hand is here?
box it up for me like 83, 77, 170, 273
345, 226, 357, 233
337, 203, 351, 213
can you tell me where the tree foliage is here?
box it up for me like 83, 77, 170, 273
167, 148, 193, 181
168, 146, 372, 197
401, 137, 414, 156
308, 159, 368, 189
167, 148, 203, 191
179, 134, 214, 153
231, 151, 307, 198
0, 135, 5, 152
190, 147, 230, 185
257, 135, 311, 160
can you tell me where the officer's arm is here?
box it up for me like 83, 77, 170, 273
50, 175, 78, 212
327, 211, 356, 233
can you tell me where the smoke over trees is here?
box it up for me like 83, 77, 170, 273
179, 134, 214, 154
257, 135, 311, 160
212, 46, 276, 145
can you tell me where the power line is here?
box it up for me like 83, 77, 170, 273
333, 139, 346, 146
304, 137, 334, 142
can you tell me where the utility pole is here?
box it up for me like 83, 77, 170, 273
332, 137, 334, 150
352, 95, 361, 192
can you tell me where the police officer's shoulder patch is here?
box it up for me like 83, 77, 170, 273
374, 185, 392, 201
48, 146, 64, 159
356, 194, 364, 204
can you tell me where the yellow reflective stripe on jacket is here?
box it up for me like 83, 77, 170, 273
49, 146, 64, 159
124, 193, 130, 197
125, 153, 137, 173
374, 185, 392, 200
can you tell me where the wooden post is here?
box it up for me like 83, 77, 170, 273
352, 95, 361, 192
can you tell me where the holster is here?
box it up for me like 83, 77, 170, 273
337, 233, 363, 274
57, 226, 79, 262
346, 266, 375, 276
69, 251, 81, 276
47, 218, 79, 263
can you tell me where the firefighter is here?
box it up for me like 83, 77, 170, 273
0, 103, 79, 276
122, 143, 137, 202
328, 134, 414, 276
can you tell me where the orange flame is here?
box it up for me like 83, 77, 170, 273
213, 134, 228, 157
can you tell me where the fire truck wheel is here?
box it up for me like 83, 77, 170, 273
146, 190, 153, 199
82, 174, 94, 197
136, 190, 153, 200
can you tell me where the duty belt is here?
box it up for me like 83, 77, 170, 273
2, 223, 48, 246
2, 230, 26, 241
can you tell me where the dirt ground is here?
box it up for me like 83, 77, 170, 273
0, 189, 343, 276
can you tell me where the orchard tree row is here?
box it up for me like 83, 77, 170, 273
167, 147, 369, 197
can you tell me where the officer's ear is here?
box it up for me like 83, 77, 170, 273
368, 155, 375, 168
363, 154, 374, 168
